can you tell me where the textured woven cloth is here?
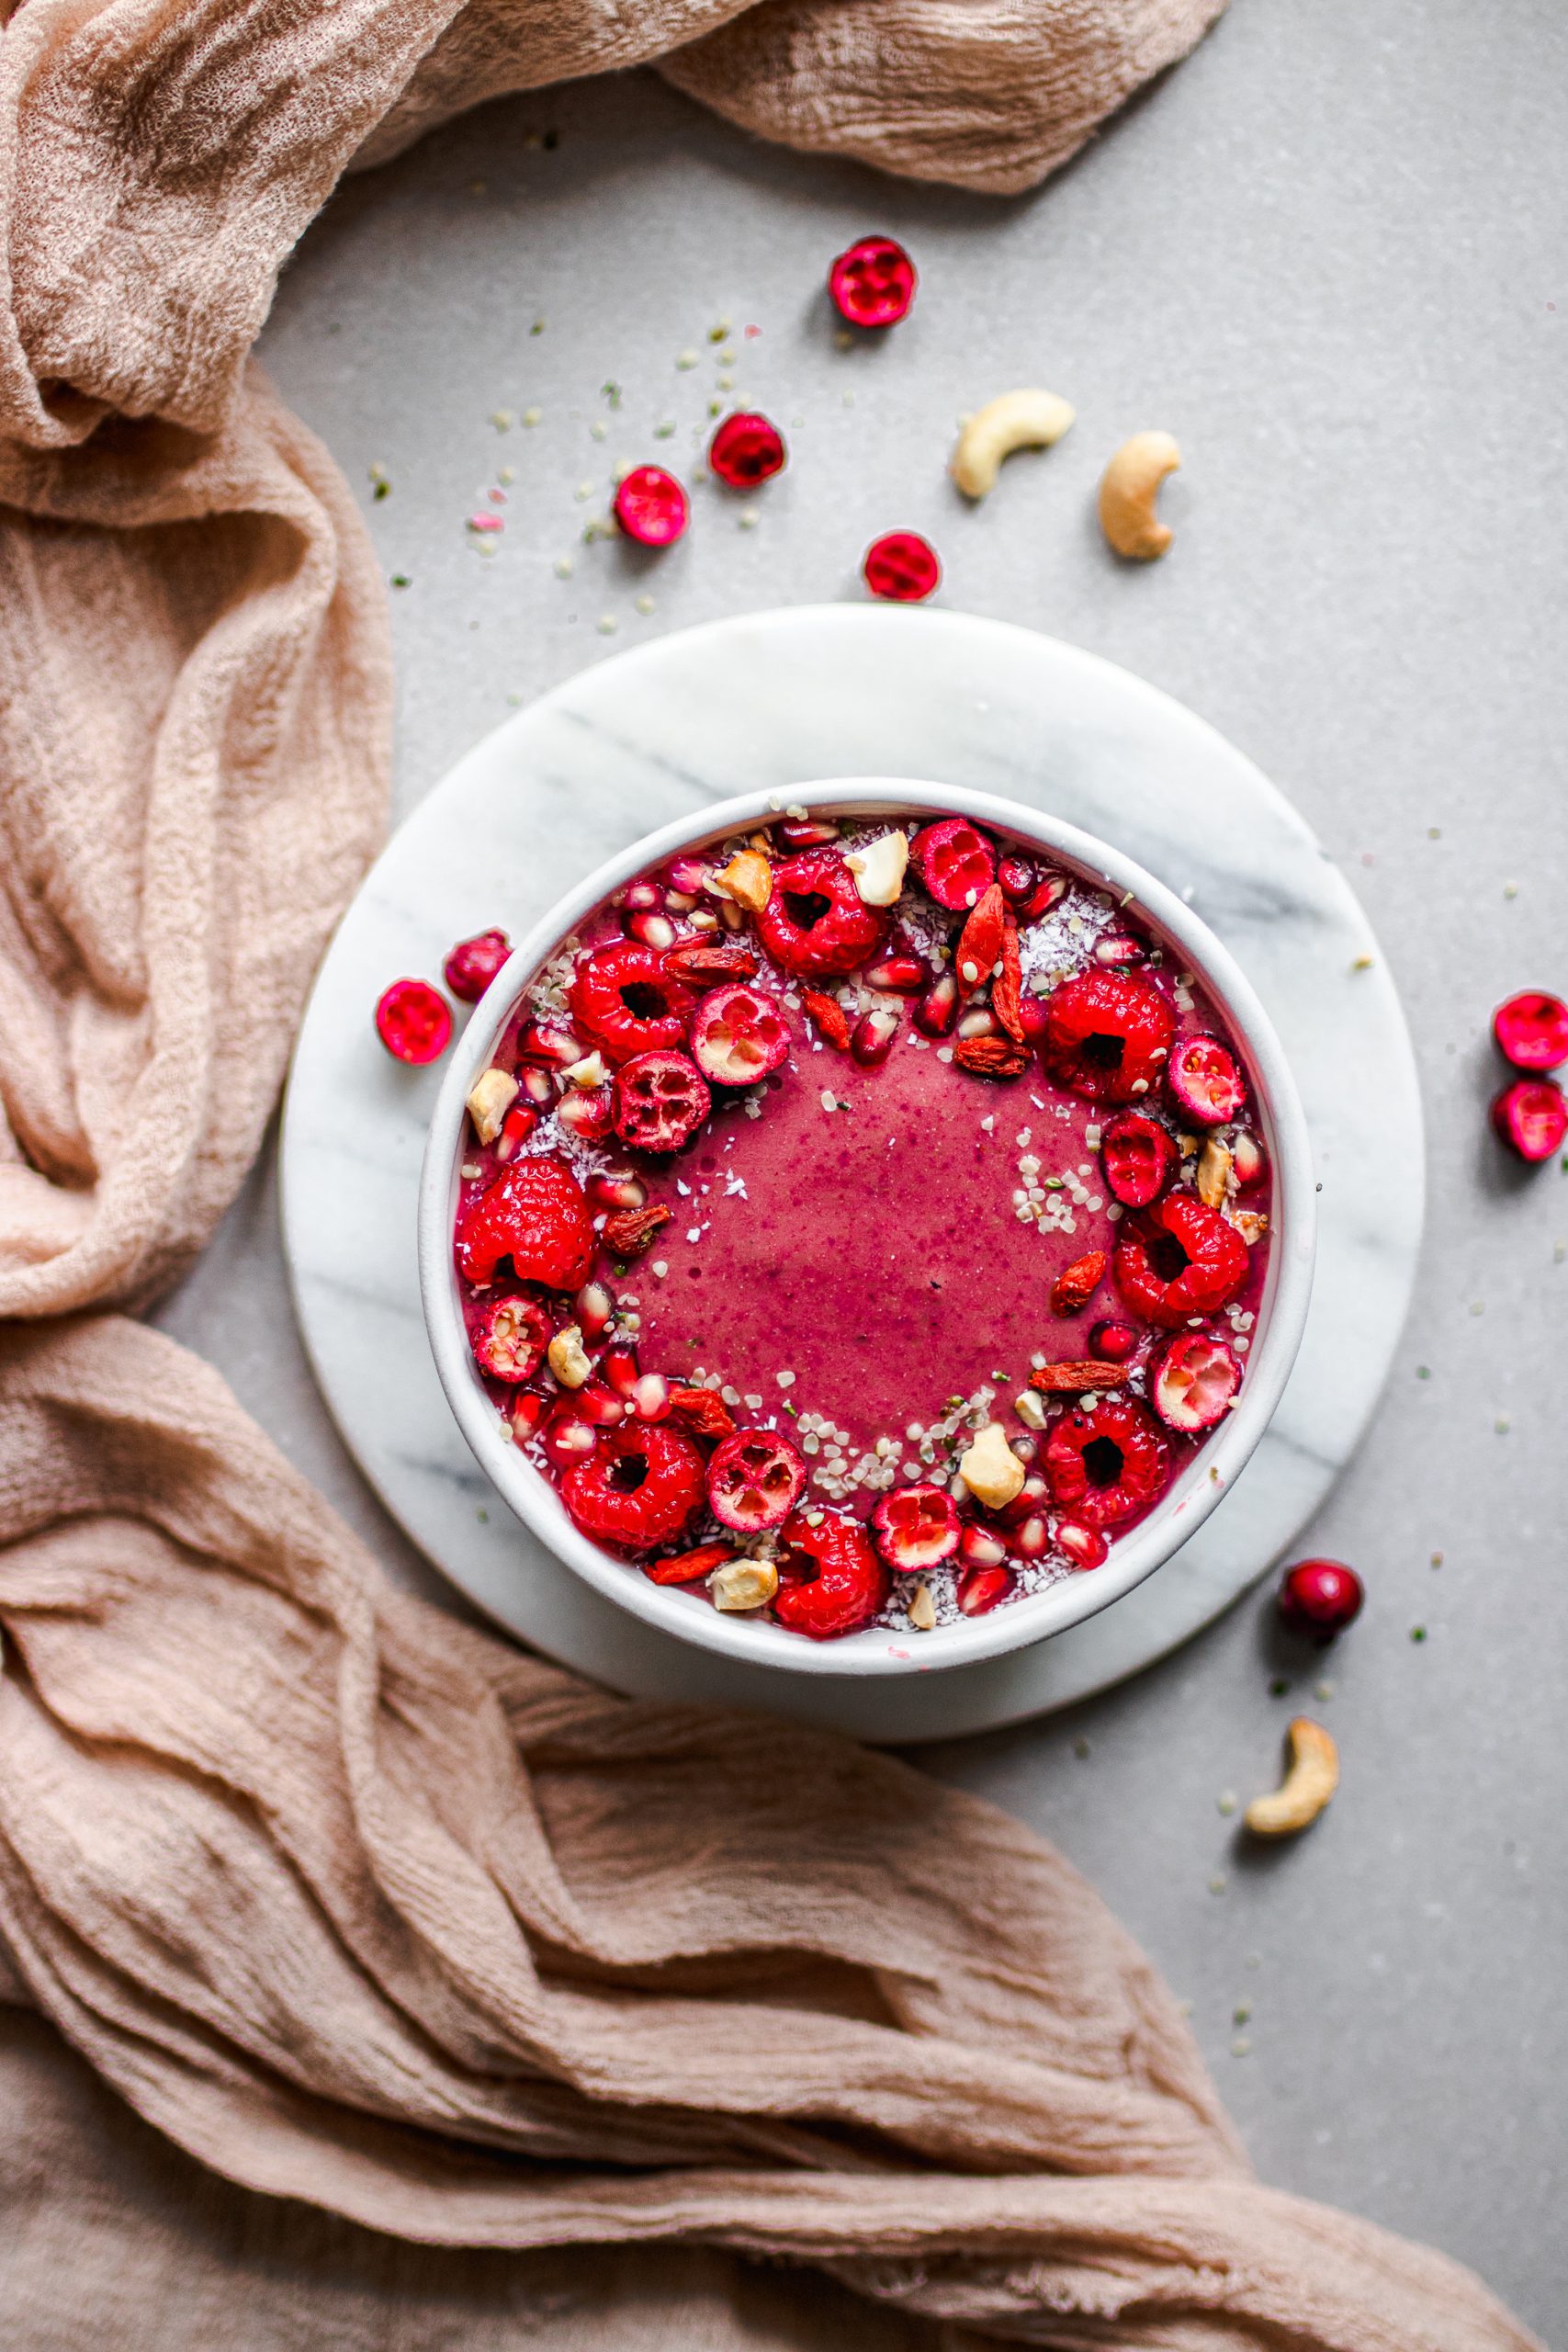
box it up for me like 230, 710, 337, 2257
0, 3, 1541, 2346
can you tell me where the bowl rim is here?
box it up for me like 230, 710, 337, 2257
417, 778, 1316, 1677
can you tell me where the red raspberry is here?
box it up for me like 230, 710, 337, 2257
1113, 1193, 1250, 1327
613, 1050, 711, 1152
908, 819, 996, 911
773, 1510, 889, 1639
560, 1422, 705, 1554
1040, 969, 1176, 1103
569, 942, 694, 1062
754, 848, 887, 979
1043, 1399, 1170, 1530
375, 978, 451, 1065
1100, 1110, 1179, 1207
443, 930, 511, 1003
456, 1157, 594, 1290
706, 1430, 807, 1532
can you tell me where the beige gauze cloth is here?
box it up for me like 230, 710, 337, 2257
0, 3, 1541, 2347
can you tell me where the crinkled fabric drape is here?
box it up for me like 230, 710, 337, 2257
0, 3, 1540, 2347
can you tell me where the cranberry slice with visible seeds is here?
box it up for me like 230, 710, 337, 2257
1491, 1076, 1567, 1163
908, 818, 997, 911
706, 1429, 807, 1532
456, 1156, 595, 1290
1040, 970, 1176, 1104
1100, 1110, 1179, 1207
570, 940, 695, 1062
871, 1483, 960, 1570
560, 1421, 706, 1553
612, 1050, 711, 1153
1277, 1557, 1364, 1642
863, 531, 941, 603
1151, 1332, 1242, 1431
1113, 1193, 1250, 1327
773, 1510, 889, 1639
1167, 1033, 1247, 1125
690, 984, 791, 1086
708, 411, 787, 488
469, 1295, 551, 1383
1043, 1399, 1170, 1529
1493, 990, 1568, 1073
754, 847, 887, 978
443, 930, 511, 1002
614, 466, 689, 548
829, 234, 917, 329
375, 978, 451, 1065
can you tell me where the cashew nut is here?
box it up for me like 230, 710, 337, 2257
907, 1581, 937, 1631
561, 1049, 610, 1091
843, 831, 908, 907
1098, 431, 1181, 560
1245, 1716, 1338, 1838
547, 1325, 592, 1390
466, 1066, 519, 1146
1196, 1137, 1232, 1209
958, 1421, 1026, 1511
952, 390, 1075, 500
715, 850, 773, 914
711, 1557, 779, 1612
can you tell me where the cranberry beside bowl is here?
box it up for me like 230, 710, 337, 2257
417, 783, 1314, 1679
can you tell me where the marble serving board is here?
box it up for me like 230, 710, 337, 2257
280, 606, 1423, 1744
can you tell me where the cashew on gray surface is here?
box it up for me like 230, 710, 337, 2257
1245, 1715, 1340, 1837
1098, 429, 1182, 560
952, 389, 1076, 499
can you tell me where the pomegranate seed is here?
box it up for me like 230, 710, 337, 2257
1232, 1130, 1268, 1191
1277, 1557, 1364, 1643
1021, 872, 1069, 921
493, 1102, 538, 1160
542, 1411, 598, 1469
510, 1392, 546, 1443
1491, 1077, 1567, 1163
586, 1170, 647, 1212
626, 910, 677, 951
574, 1382, 626, 1428
956, 1007, 997, 1041
613, 465, 689, 548
707, 411, 787, 488
516, 1064, 554, 1107
997, 855, 1035, 905
1017, 993, 1051, 1048
851, 1006, 899, 1068
863, 530, 941, 604
864, 952, 929, 995
574, 1281, 615, 1340
1011, 1514, 1050, 1561
601, 1346, 640, 1399
914, 971, 959, 1036
957, 1563, 1015, 1617
519, 1021, 583, 1068
1056, 1521, 1108, 1572
1493, 989, 1568, 1073
631, 1373, 671, 1421
557, 1086, 614, 1140
666, 855, 714, 897
958, 1521, 1009, 1569
829, 234, 918, 329
994, 1470, 1049, 1531
1093, 932, 1147, 967
375, 978, 451, 1065
1089, 1319, 1138, 1363
443, 929, 511, 1002
776, 817, 840, 848
624, 879, 666, 913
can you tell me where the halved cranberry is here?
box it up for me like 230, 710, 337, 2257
871, 1483, 960, 1570
1040, 970, 1176, 1104
1100, 1110, 1179, 1207
706, 1429, 807, 1532
828, 234, 917, 329
469, 1295, 550, 1383
443, 930, 511, 1002
1167, 1033, 1246, 1125
1113, 1193, 1249, 1327
1493, 990, 1568, 1073
569, 941, 694, 1062
1055, 1521, 1109, 1572
914, 971, 959, 1035
1277, 1557, 1364, 1643
909, 818, 996, 911
1089, 1319, 1138, 1363
690, 983, 791, 1086
1151, 1332, 1242, 1431
708, 411, 787, 488
457, 1156, 595, 1289
1491, 1077, 1567, 1163
1043, 1399, 1169, 1529
613, 1050, 711, 1152
560, 1422, 706, 1552
863, 531, 941, 603
613, 465, 689, 548
375, 978, 451, 1065
774, 1510, 890, 1638
754, 847, 887, 978
956, 1562, 1015, 1616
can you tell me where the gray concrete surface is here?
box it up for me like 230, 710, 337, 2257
157, 0, 1566, 2334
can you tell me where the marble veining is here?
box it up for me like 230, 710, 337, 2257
279, 606, 1424, 1744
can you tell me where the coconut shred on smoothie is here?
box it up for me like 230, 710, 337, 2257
449, 809, 1272, 1641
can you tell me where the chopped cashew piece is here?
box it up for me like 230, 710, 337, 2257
562, 1049, 610, 1090
1099, 431, 1181, 561
958, 1421, 1026, 1511
952, 388, 1075, 499
711, 1557, 779, 1611
843, 831, 908, 907
1013, 1388, 1047, 1432
1197, 1137, 1232, 1209
715, 850, 773, 914
1231, 1208, 1270, 1247
466, 1067, 519, 1145
547, 1325, 592, 1389
907, 1582, 937, 1632
1245, 1716, 1338, 1838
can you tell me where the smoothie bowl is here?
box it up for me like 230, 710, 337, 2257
418, 782, 1314, 1677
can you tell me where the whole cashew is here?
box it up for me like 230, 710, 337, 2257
1099, 431, 1181, 560
1245, 1716, 1339, 1838
952, 390, 1075, 500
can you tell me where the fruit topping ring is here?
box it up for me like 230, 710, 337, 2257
447, 806, 1273, 1641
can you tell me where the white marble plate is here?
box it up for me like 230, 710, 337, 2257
280, 607, 1423, 1744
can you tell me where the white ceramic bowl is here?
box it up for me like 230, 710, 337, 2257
419, 781, 1315, 1678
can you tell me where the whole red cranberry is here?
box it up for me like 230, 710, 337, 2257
443, 928, 511, 1002
1277, 1557, 1364, 1643
863, 530, 941, 603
